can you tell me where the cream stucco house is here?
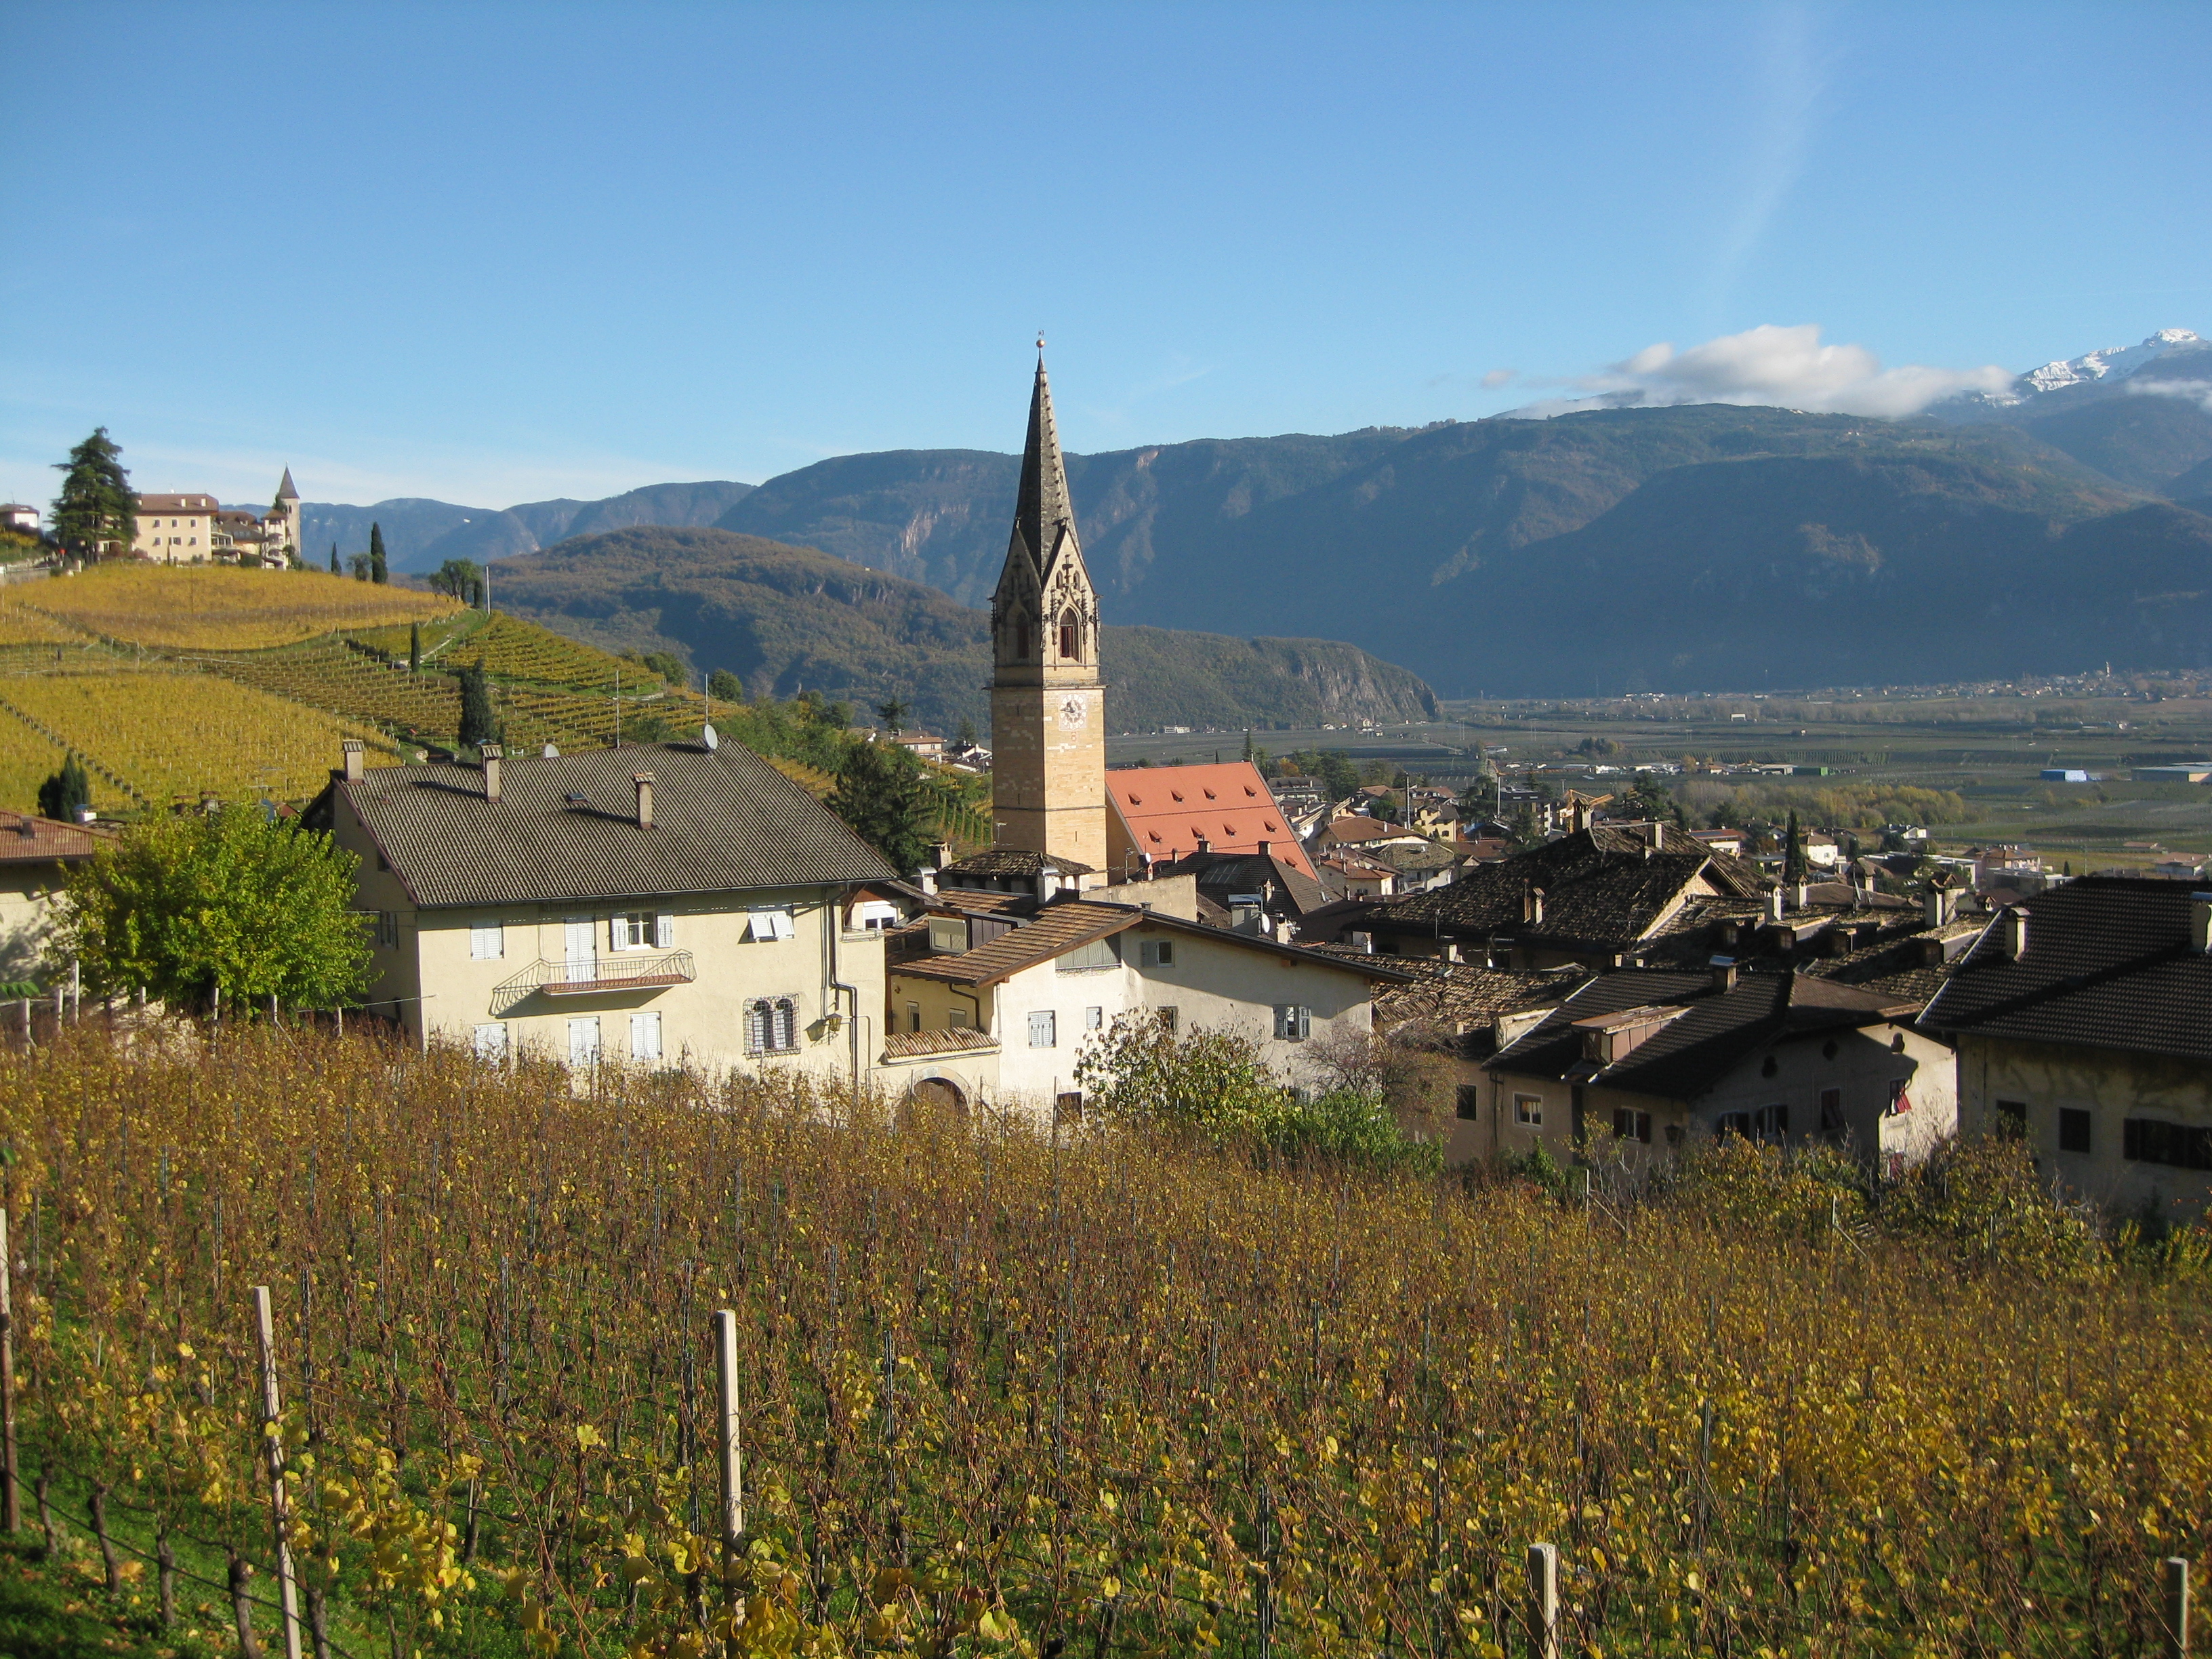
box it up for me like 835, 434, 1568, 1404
313, 737, 898, 1080
0, 809, 115, 984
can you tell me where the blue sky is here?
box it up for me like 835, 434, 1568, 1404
3, 1, 2207, 511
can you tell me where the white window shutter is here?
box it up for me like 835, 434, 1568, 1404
609, 915, 624, 951
772, 909, 795, 941
655, 913, 674, 948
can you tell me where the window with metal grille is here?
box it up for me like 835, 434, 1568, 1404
2123, 1116, 2209, 1169
746, 997, 800, 1055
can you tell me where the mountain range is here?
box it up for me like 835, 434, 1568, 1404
302, 327, 2212, 698
484, 527, 1439, 735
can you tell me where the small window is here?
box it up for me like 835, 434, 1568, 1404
747, 909, 796, 943
1818, 1088, 1844, 1139
1754, 1104, 1788, 1143
1055, 1090, 1083, 1121
2060, 1107, 2092, 1155
472, 1023, 508, 1061
1059, 935, 1119, 972
630, 1011, 663, 1062
470, 922, 504, 960
1611, 1108, 1652, 1144
1273, 1004, 1310, 1041
1086, 1005, 1104, 1031
1996, 1099, 2027, 1141
2123, 1116, 2210, 1169
746, 997, 800, 1055
377, 911, 399, 949
611, 913, 652, 951
906, 1001, 921, 1033
1455, 1085, 1481, 1122
1059, 610, 1080, 660
927, 917, 969, 954
1717, 1110, 1753, 1139
1513, 1094, 1542, 1126
1139, 939, 1174, 968
1156, 1005, 1179, 1036
1027, 1009, 1057, 1048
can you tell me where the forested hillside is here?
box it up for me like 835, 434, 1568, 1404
487, 526, 1439, 732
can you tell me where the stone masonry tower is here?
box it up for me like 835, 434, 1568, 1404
989, 346, 1106, 872
272, 467, 303, 558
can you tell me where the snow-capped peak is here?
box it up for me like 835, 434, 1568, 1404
2017, 329, 2203, 397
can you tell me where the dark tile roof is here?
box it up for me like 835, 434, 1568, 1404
1919, 877, 2212, 1063
1373, 961, 1591, 1029
1489, 968, 1914, 1102
0, 810, 116, 865
941, 847, 1097, 880
337, 742, 895, 909
1156, 849, 1330, 916
1366, 826, 1765, 951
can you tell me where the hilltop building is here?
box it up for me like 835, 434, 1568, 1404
131, 468, 299, 565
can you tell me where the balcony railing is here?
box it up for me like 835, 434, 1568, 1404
493, 951, 695, 1012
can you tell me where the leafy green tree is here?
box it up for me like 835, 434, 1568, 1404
640, 650, 687, 689
825, 738, 933, 876
52, 804, 371, 1015
369, 523, 388, 584
1074, 1012, 1290, 1139
36, 754, 91, 821
428, 558, 483, 601
348, 552, 371, 581
49, 428, 135, 561
457, 661, 501, 748
708, 668, 743, 703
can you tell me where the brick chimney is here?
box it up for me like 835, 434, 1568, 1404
633, 772, 655, 829
480, 743, 503, 802
341, 738, 365, 783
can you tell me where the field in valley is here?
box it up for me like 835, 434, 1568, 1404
1, 1027, 2203, 1659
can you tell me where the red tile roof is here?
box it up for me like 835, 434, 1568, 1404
0, 811, 116, 865
1107, 762, 1316, 879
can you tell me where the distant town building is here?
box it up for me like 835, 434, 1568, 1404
130, 468, 299, 565
0, 505, 39, 535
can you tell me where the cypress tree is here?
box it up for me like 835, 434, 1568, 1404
50, 428, 135, 562
1784, 810, 1807, 883
457, 662, 499, 748
37, 754, 92, 821
369, 523, 388, 584
409, 621, 421, 674
329, 543, 340, 575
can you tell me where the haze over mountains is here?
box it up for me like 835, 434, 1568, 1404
303, 328, 2212, 700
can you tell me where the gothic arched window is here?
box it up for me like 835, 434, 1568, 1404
1016, 619, 1031, 660
1058, 609, 1080, 661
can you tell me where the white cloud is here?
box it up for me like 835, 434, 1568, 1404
1528, 323, 2013, 419
2129, 377, 2212, 413
1479, 369, 1517, 389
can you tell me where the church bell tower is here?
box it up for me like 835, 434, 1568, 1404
989, 346, 1107, 874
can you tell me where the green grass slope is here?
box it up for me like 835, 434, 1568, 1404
486, 527, 1437, 733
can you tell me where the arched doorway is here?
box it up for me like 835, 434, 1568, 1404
905, 1076, 968, 1124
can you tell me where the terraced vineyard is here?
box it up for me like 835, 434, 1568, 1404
0, 592, 89, 645
0, 669, 390, 805
191, 640, 463, 743
443, 611, 665, 691
17, 564, 455, 649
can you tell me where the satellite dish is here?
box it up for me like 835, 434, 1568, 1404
701, 723, 720, 752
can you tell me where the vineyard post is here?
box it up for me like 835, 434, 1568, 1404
712, 1308, 743, 1557
252, 1286, 305, 1659
1525, 1542, 1559, 1659
2165, 1557, 2192, 1659
0, 1208, 16, 1534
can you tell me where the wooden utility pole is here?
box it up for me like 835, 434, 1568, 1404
252, 1287, 304, 1659
1525, 1542, 1559, 1659
712, 1309, 743, 1558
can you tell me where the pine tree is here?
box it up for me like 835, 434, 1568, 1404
457, 662, 500, 748
826, 740, 934, 876
37, 754, 92, 821
875, 698, 909, 738
1784, 810, 1807, 883
409, 621, 421, 674
369, 523, 388, 585
49, 428, 135, 561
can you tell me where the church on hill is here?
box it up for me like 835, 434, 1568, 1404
972, 346, 1290, 887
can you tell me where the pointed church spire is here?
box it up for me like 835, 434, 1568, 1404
276, 467, 299, 504
1010, 342, 1078, 575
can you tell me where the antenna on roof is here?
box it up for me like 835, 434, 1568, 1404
701, 723, 720, 752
